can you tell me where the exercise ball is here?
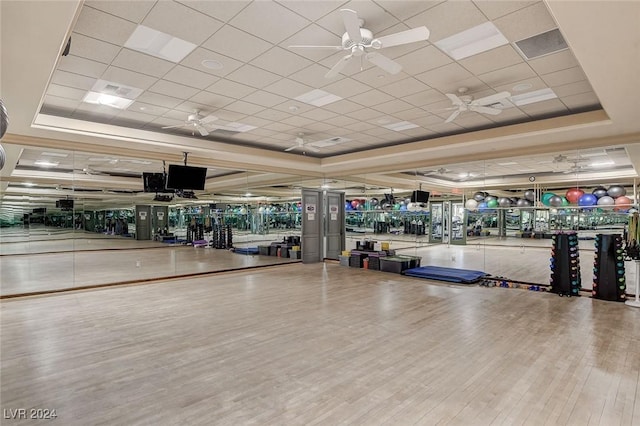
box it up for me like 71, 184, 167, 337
0, 144, 4, 171
607, 185, 626, 198
566, 188, 585, 204
478, 202, 488, 211
498, 197, 511, 208
381, 202, 391, 211
485, 195, 497, 202
345, 201, 352, 210
524, 189, 535, 202
597, 195, 615, 208
549, 195, 563, 207
415, 202, 426, 211
407, 202, 416, 211
542, 192, 556, 206
370, 197, 379, 206
0, 99, 8, 140
578, 193, 598, 209
592, 186, 608, 199
400, 204, 407, 211
562, 197, 570, 206
404, 197, 411, 205
486, 199, 498, 208
509, 197, 518, 205
351, 200, 360, 209
465, 199, 478, 210
473, 191, 485, 202
614, 196, 632, 211
258, 206, 264, 214
393, 203, 401, 211
517, 198, 532, 207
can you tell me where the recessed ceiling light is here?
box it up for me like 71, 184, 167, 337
245, 192, 252, 197
590, 161, 615, 168
295, 89, 342, 107
434, 22, 508, 60
289, 105, 299, 112
139, 106, 146, 111
512, 83, 533, 92
383, 121, 419, 131
34, 160, 59, 167
82, 91, 134, 109
22, 182, 36, 187
201, 59, 223, 70
377, 74, 385, 79
510, 88, 558, 106
124, 25, 197, 63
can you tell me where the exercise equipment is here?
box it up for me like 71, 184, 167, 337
592, 234, 626, 301
233, 247, 259, 255
403, 265, 487, 284
550, 232, 581, 297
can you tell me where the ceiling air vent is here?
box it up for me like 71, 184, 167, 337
514, 28, 568, 60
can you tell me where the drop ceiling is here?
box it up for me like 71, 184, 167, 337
1, 0, 640, 210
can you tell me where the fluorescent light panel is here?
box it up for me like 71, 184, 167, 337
434, 22, 508, 60
384, 121, 419, 131
294, 89, 342, 107
125, 25, 197, 63
34, 160, 59, 167
510, 88, 558, 106
41, 152, 68, 158
225, 122, 257, 132
497, 161, 518, 166
82, 92, 134, 109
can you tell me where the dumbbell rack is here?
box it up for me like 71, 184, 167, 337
550, 232, 581, 297
592, 234, 626, 302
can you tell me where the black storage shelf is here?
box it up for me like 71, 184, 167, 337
550, 232, 581, 297
593, 234, 626, 302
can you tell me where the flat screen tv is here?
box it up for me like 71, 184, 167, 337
56, 199, 74, 210
166, 164, 207, 190
142, 172, 167, 193
410, 190, 430, 203
32, 207, 47, 214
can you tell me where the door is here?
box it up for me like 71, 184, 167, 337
301, 189, 323, 263
325, 191, 345, 260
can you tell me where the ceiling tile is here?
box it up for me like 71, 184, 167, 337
527, 49, 578, 75
224, 100, 266, 115
249, 128, 277, 138
206, 79, 256, 99
494, 76, 547, 95
394, 45, 453, 75
74, 102, 120, 118
102, 66, 158, 90
415, 62, 474, 88
351, 65, 409, 87
74, 6, 137, 46
41, 95, 81, 111
242, 91, 288, 108
113, 109, 156, 125
176, 0, 251, 23
371, 99, 414, 114
163, 65, 220, 90
225, 64, 282, 89
147, 116, 185, 128
264, 122, 297, 133
238, 116, 272, 128
316, 1, 399, 37
51, 70, 97, 91
288, 64, 334, 89
299, 108, 339, 121
142, 1, 223, 45
541, 66, 587, 88
472, 0, 537, 20
148, 79, 199, 99
128, 102, 169, 116
280, 24, 345, 62
350, 89, 396, 107
459, 44, 523, 75
46, 84, 88, 101
303, 122, 335, 132
229, 1, 309, 44
254, 108, 291, 121
439, 77, 489, 95
277, 0, 343, 21
451, 112, 496, 128
173, 100, 215, 115
375, 1, 443, 21
478, 62, 536, 86
403, 89, 448, 107
493, 2, 557, 42
488, 106, 528, 122
405, 1, 487, 42
136, 92, 183, 109
202, 25, 272, 63
85, 0, 156, 23
189, 91, 236, 110
327, 115, 360, 127
518, 98, 568, 115
210, 109, 247, 122
111, 49, 175, 78
322, 78, 372, 99
412, 114, 447, 127
552, 80, 594, 98
379, 77, 430, 98
561, 92, 601, 111
263, 78, 314, 99
279, 116, 316, 128
181, 47, 243, 78
252, 46, 314, 77
398, 107, 431, 121
69, 33, 121, 64
344, 121, 377, 132
322, 99, 365, 114
426, 121, 464, 133
349, 108, 389, 121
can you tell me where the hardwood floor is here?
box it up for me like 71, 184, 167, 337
1, 263, 638, 425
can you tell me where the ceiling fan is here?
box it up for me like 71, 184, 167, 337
422, 167, 450, 177
288, 9, 430, 78
562, 158, 592, 174
161, 110, 232, 136
441, 88, 512, 123
285, 133, 319, 153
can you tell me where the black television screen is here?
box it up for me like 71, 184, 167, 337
142, 172, 167, 193
56, 199, 74, 210
410, 190, 430, 203
166, 165, 207, 190
32, 207, 47, 214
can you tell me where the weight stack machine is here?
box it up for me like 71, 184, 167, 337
592, 234, 626, 301
550, 232, 581, 297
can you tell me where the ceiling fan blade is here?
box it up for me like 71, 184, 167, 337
445, 93, 464, 106
305, 145, 320, 153
374, 26, 430, 49
473, 91, 511, 106
470, 105, 502, 115
325, 54, 352, 78
200, 115, 219, 124
161, 124, 186, 129
340, 9, 362, 44
288, 45, 344, 50
196, 125, 209, 136
445, 109, 461, 123
284, 145, 298, 152
365, 52, 402, 74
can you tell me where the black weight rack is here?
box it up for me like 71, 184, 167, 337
592, 234, 626, 302
550, 232, 581, 297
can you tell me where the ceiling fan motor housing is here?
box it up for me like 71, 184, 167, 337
341, 28, 374, 49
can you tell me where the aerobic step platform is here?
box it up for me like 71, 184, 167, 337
233, 247, 259, 255
403, 265, 487, 284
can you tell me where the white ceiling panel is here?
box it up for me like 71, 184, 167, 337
322, 99, 366, 114
472, 0, 538, 20
350, 89, 396, 107
263, 79, 314, 99
288, 64, 334, 90
242, 91, 288, 108
50, 70, 97, 91
85, 0, 156, 23
163, 65, 220, 90
478, 62, 536, 86
114, 109, 157, 125
403, 89, 449, 107
518, 98, 568, 115
277, 0, 343, 21
299, 108, 339, 121
101, 66, 158, 90
253, 108, 291, 122
375, 1, 442, 21
180, 47, 244, 78
111, 49, 175, 78
128, 102, 170, 117
251, 47, 314, 77
378, 77, 431, 98
46, 84, 88, 101
458, 44, 524, 75
225, 64, 282, 89
135, 92, 183, 109
176, 0, 252, 23
41, 95, 82, 112
280, 24, 346, 62
493, 2, 557, 42
527, 49, 578, 75
201, 25, 272, 63
73, 7, 137, 46
561, 92, 601, 111
394, 45, 453, 75
141, 1, 223, 45
229, 1, 310, 44
406, 1, 487, 42
148, 79, 200, 99
415, 62, 474, 87
279, 115, 316, 128
223, 100, 266, 115
322, 78, 372, 99
552, 80, 594, 98
542, 66, 588, 88
68, 33, 121, 65
316, 1, 398, 36
205, 80, 256, 99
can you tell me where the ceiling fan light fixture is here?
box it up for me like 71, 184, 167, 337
434, 22, 508, 60
201, 59, 224, 70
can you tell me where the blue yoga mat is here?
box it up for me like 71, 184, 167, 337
234, 247, 259, 255
403, 265, 487, 284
